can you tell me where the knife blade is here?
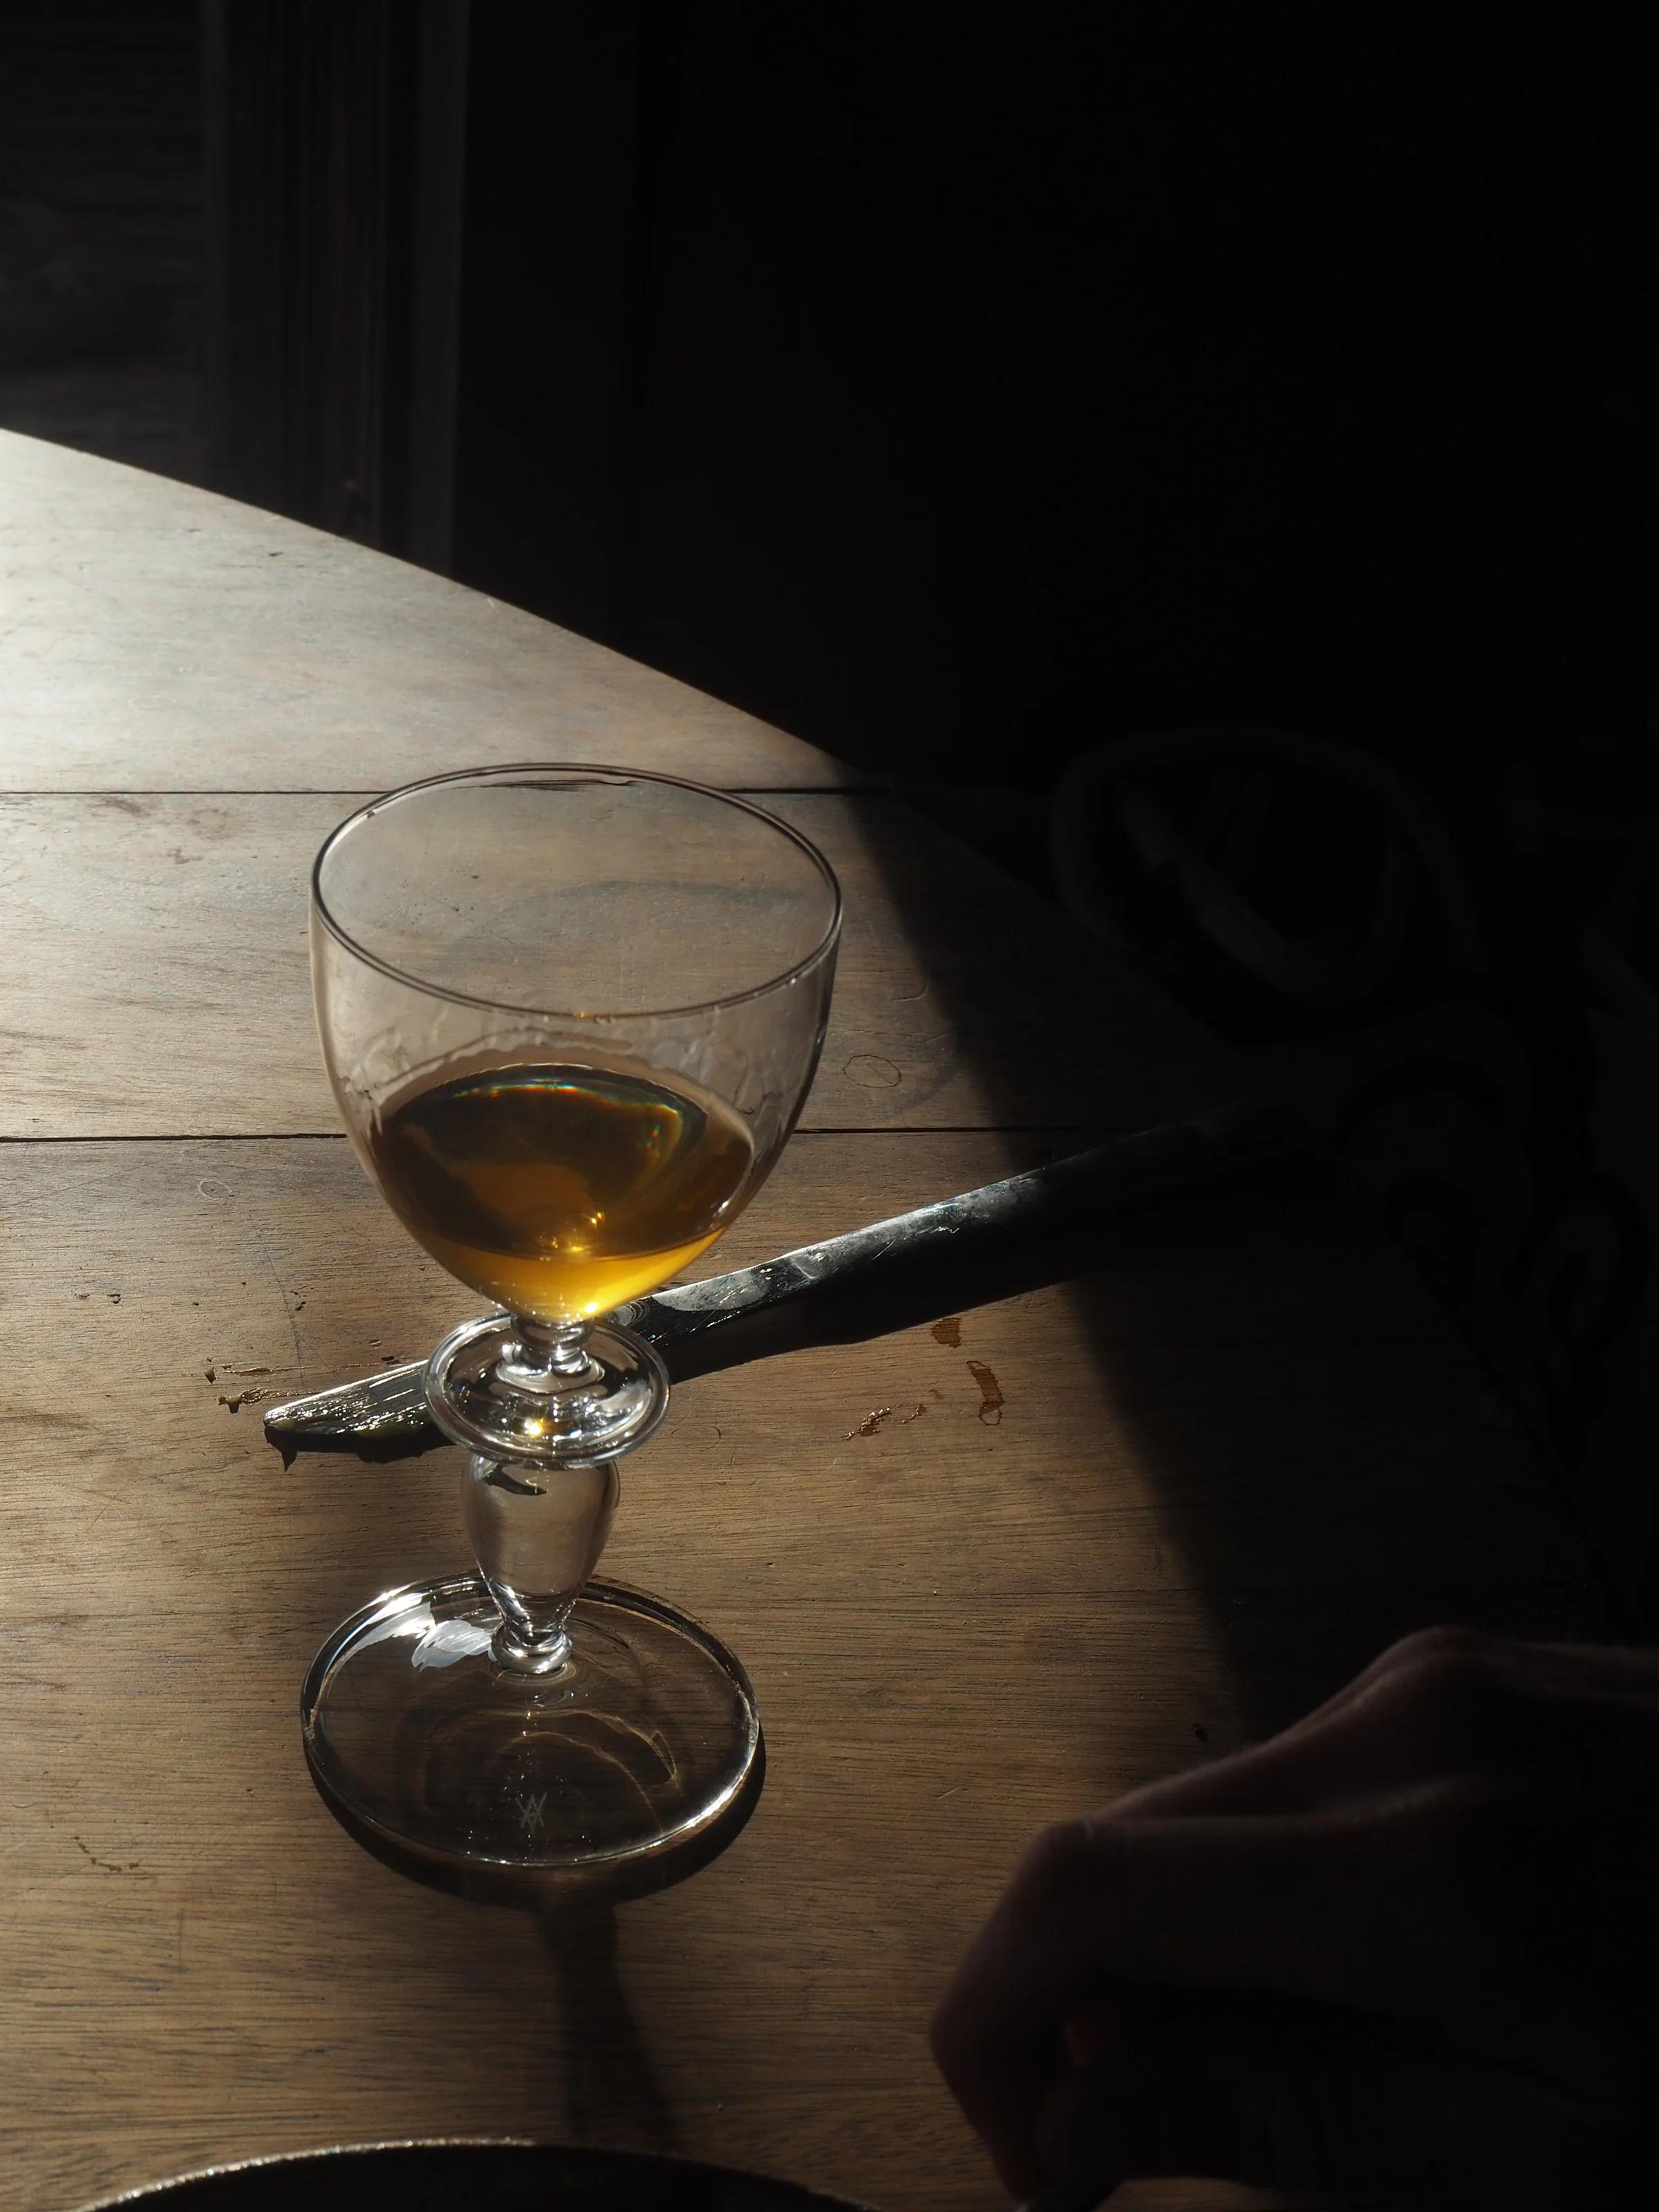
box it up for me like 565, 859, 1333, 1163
263, 1095, 1315, 1461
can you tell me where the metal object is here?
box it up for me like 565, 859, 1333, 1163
81, 2138, 861, 2209
264, 1096, 1313, 1459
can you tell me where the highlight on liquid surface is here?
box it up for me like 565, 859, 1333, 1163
369, 1060, 756, 1322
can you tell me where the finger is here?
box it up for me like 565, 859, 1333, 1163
1281, 1629, 1659, 1740
1261, 1628, 1659, 1745
930, 1785, 1503, 2193
1115, 1629, 1659, 1824
1106, 1631, 1508, 1828
1033, 1993, 1644, 2211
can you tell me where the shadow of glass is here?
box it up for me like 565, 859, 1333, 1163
294, 1738, 765, 2163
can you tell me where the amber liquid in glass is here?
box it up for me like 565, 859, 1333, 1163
371, 1060, 755, 1323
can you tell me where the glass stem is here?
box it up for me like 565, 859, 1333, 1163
496, 1315, 603, 1396
465, 1452, 619, 1674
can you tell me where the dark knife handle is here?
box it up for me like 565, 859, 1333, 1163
856, 1094, 1306, 1249
656, 1095, 1319, 1376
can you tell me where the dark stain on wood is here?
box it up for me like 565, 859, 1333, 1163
218, 1387, 271, 1412
967, 1360, 1004, 1425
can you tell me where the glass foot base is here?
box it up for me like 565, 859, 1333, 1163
301, 1575, 760, 1875
426, 1313, 669, 1460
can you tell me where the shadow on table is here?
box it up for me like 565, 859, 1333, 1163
856, 794, 1611, 1741
299, 1740, 767, 2153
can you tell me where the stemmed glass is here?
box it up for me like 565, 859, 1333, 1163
299, 766, 840, 1875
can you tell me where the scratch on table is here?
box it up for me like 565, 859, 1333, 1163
74, 1837, 147, 1877
843, 1053, 902, 1089
253, 1221, 306, 1387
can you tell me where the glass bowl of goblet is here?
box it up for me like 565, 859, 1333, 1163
300, 765, 840, 1877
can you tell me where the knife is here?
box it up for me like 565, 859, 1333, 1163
263, 1096, 1317, 1461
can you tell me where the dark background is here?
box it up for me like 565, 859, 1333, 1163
4, 1, 1658, 1622
7, 6, 1654, 787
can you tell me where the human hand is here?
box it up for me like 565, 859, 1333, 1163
931, 1628, 1659, 2207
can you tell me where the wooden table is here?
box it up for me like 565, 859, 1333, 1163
0, 431, 1604, 2212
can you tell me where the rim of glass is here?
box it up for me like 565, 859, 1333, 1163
311, 762, 843, 1022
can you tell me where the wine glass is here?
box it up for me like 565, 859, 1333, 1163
299, 766, 840, 1875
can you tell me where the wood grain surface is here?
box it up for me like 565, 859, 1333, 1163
0, 431, 852, 792
0, 436, 1607, 2212
0, 790, 1216, 1139
0, 1132, 1596, 2212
